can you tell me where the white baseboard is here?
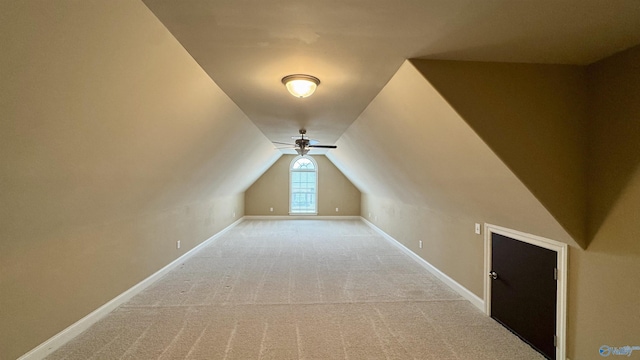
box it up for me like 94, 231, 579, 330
21, 216, 483, 359
18, 217, 245, 360
360, 217, 485, 311
243, 215, 361, 220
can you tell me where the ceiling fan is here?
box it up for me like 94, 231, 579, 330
274, 129, 337, 156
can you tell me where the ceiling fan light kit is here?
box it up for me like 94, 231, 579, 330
296, 129, 337, 156
282, 74, 320, 98
273, 129, 337, 156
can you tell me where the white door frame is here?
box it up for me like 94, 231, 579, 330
484, 224, 568, 360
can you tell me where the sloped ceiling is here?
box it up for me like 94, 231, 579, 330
142, 0, 640, 148
0, 3, 281, 356
411, 59, 588, 246
0, 0, 280, 239
327, 61, 581, 248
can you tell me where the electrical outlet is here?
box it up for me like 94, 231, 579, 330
232, 211, 236, 218
368, 212, 371, 218
335, 207, 339, 212
270, 207, 274, 212
419, 240, 423, 249
475, 223, 481, 235
176, 240, 181, 249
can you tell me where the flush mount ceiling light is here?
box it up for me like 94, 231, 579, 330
281, 74, 320, 98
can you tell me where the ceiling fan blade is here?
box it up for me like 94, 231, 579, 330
273, 141, 294, 145
309, 145, 337, 148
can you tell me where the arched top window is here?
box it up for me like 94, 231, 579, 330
292, 157, 316, 170
290, 156, 318, 215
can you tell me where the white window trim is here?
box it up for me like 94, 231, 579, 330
289, 155, 318, 215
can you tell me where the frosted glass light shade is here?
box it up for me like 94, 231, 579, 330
282, 74, 320, 98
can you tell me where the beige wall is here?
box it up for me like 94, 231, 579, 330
328, 61, 578, 298
411, 60, 589, 247
0, 2, 279, 359
329, 50, 640, 359
245, 155, 361, 216
567, 45, 640, 360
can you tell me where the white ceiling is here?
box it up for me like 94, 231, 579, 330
142, 0, 640, 151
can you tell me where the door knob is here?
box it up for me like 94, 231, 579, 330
489, 271, 498, 280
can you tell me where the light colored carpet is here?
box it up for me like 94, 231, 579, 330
47, 219, 545, 359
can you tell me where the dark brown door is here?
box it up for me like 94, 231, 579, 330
490, 233, 557, 360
